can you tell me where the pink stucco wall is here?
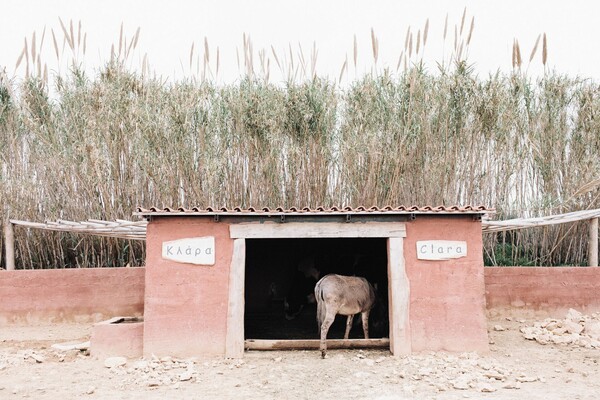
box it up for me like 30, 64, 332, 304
4, 216, 599, 358
142, 215, 489, 356
143, 217, 233, 357
4, 266, 599, 328
4, 216, 490, 355
404, 215, 489, 352
0, 267, 144, 324
485, 267, 600, 315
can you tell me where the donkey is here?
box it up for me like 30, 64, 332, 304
314, 274, 377, 359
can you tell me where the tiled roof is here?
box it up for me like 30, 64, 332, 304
135, 205, 494, 216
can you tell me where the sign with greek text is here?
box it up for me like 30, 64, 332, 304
417, 240, 467, 261
162, 237, 215, 265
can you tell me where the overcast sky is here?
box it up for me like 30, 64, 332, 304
1, 0, 598, 84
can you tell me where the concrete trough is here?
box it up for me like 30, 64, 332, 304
90, 316, 144, 359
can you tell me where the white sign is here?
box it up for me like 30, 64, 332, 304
417, 240, 467, 261
162, 236, 215, 265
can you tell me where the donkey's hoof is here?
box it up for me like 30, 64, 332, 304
321, 350, 327, 359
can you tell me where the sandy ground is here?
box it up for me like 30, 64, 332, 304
1, 312, 599, 400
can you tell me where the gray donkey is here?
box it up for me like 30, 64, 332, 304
314, 274, 377, 359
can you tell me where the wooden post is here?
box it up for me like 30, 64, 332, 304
225, 238, 246, 358
3, 220, 15, 271
590, 218, 599, 267
387, 237, 411, 355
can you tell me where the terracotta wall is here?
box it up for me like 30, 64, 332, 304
404, 215, 489, 352
4, 265, 600, 326
485, 267, 600, 315
4, 228, 600, 357
0, 267, 144, 324
143, 217, 233, 357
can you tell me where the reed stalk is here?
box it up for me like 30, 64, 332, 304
1, 18, 599, 268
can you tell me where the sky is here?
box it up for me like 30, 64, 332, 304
1, 0, 599, 85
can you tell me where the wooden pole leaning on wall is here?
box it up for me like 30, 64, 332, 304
589, 217, 599, 267
3, 220, 15, 270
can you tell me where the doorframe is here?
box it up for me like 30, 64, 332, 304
225, 221, 410, 358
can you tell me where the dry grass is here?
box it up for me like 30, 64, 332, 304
1, 16, 599, 269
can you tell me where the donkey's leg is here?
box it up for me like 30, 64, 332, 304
320, 309, 336, 359
361, 310, 370, 339
344, 314, 355, 340
316, 299, 324, 333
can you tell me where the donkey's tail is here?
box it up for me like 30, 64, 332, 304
315, 278, 325, 331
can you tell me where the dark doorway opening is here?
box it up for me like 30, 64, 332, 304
244, 238, 389, 340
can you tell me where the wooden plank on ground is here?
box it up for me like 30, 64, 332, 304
245, 338, 390, 351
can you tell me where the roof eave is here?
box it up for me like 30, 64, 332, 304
133, 210, 495, 218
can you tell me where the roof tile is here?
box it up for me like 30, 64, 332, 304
135, 205, 494, 216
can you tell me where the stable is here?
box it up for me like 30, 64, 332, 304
135, 205, 493, 358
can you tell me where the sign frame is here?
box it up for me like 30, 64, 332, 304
161, 236, 216, 265
417, 240, 467, 261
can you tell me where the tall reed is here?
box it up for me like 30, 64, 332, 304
1, 17, 599, 269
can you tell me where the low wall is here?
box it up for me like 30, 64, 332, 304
485, 267, 600, 316
2, 266, 600, 325
0, 267, 145, 324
